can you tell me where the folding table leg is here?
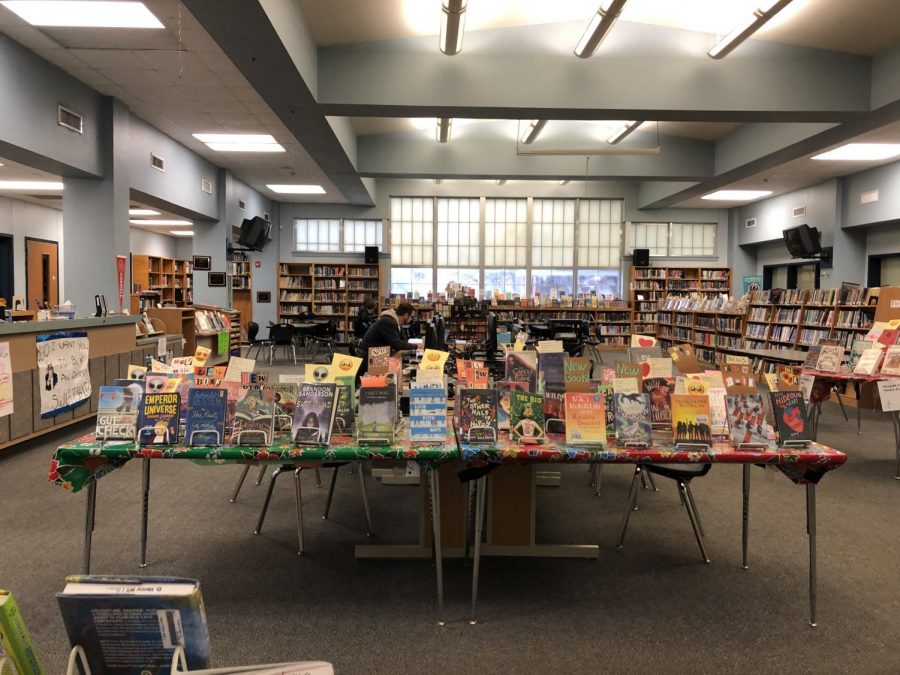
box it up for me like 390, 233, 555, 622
358, 462, 373, 536
323, 466, 339, 519
140, 458, 150, 567
470, 476, 487, 625
293, 469, 305, 556
230, 465, 251, 503
429, 468, 445, 625
616, 466, 642, 547
83, 480, 97, 575
742, 464, 750, 570
807, 483, 817, 627
255, 466, 287, 535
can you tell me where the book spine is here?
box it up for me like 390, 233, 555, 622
0, 592, 45, 675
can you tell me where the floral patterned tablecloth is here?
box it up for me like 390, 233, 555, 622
49, 433, 459, 493
459, 435, 847, 485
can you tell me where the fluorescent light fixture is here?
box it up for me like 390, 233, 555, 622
0, 180, 63, 190
708, 0, 794, 59
495, 179, 507, 186
574, 0, 628, 58
520, 119, 548, 145
1, 1, 163, 28
129, 219, 192, 226
701, 189, 773, 201
436, 118, 452, 143
129, 208, 160, 216
811, 143, 900, 161
559, 180, 570, 185
440, 0, 467, 55
0, 162, 4, 166
193, 133, 284, 153
266, 184, 326, 195
607, 120, 643, 144
169, 230, 194, 237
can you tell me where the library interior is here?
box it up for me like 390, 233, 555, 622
2, 1, 900, 673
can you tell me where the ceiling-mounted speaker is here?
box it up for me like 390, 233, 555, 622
633, 248, 650, 267
365, 246, 379, 264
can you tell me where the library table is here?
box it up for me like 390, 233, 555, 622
49, 432, 459, 622
459, 435, 846, 626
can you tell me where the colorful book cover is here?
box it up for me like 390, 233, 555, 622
360, 373, 388, 387
769, 390, 812, 445
510, 391, 546, 443
458, 389, 498, 444
854, 348, 885, 374
879, 345, 900, 375
671, 394, 713, 446
563, 357, 592, 392
537, 351, 566, 392
565, 393, 606, 446
642, 377, 673, 428
814, 345, 844, 372
878, 328, 899, 347
613, 393, 652, 446
726, 394, 772, 448
504, 351, 537, 391
802, 345, 822, 370
292, 383, 338, 444
268, 383, 298, 433
0, 589, 45, 675
543, 382, 566, 427
137, 392, 180, 445
598, 385, 615, 436
231, 384, 276, 445
95, 385, 139, 440
358, 384, 397, 443
847, 340, 874, 372
333, 375, 355, 436
498, 380, 529, 430
113, 378, 146, 411
56, 576, 208, 674
708, 386, 729, 437
409, 383, 448, 442
419, 349, 449, 372
367, 345, 391, 374
184, 388, 227, 446
777, 364, 803, 388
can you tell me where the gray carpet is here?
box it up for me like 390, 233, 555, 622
2, 362, 900, 674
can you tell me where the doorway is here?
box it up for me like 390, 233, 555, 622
25, 237, 59, 310
0, 234, 12, 308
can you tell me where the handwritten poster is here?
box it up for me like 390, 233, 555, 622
36, 331, 91, 418
0, 342, 12, 417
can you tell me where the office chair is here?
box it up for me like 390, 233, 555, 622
244, 321, 271, 360
616, 463, 712, 563
267, 323, 297, 365
308, 320, 337, 363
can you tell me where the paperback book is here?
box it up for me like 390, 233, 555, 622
769, 390, 812, 445
498, 380, 529, 431
565, 393, 606, 446
613, 393, 652, 446
510, 391, 546, 443
708, 386, 729, 437
814, 345, 844, 373
231, 384, 276, 445
671, 394, 713, 446
0, 589, 44, 675
184, 388, 227, 446
137, 392, 180, 445
292, 383, 338, 444
333, 376, 355, 436
854, 347, 885, 375
505, 351, 538, 391
726, 393, 772, 448
802, 345, 822, 370
269, 383, 298, 433
409, 383, 448, 442
95, 386, 139, 441
598, 385, 615, 436
458, 389, 498, 444
641, 377, 673, 428
880, 345, 900, 375
357, 384, 397, 443
543, 382, 566, 428
847, 340, 874, 372
537, 351, 566, 393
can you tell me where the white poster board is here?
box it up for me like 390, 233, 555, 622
0, 342, 12, 417
36, 331, 91, 418
877, 380, 900, 412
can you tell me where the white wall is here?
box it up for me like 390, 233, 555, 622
0, 196, 64, 302
130, 227, 180, 259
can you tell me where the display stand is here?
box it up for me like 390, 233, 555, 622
232, 429, 269, 446
188, 430, 222, 446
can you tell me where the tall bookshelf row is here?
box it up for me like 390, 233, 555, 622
630, 266, 731, 336
488, 305, 634, 348
656, 297, 747, 365
278, 262, 380, 343
130, 255, 192, 312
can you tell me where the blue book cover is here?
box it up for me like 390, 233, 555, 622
95, 385, 139, 441
57, 576, 209, 675
184, 388, 227, 446
409, 383, 447, 442
137, 392, 181, 445
537, 351, 566, 393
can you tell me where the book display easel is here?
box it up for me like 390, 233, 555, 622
278, 262, 381, 344
630, 266, 732, 337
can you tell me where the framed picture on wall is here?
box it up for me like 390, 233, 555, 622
256, 291, 271, 304
193, 255, 211, 271
208, 272, 227, 287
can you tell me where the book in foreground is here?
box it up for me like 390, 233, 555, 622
138, 392, 181, 445
292, 383, 338, 444
458, 389, 498, 444
510, 391, 546, 443
409, 383, 448, 442
769, 390, 812, 446
565, 392, 606, 446
185, 388, 227, 446
614, 393, 652, 446
232, 384, 276, 445
726, 394, 773, 448
56, 576, 209, 675
671, 394, 712, 446
96, 386, 139, 441
357, 384, 397, 443
0, 589, 45, 675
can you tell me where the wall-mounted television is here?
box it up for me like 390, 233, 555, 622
237, 216, 271, 251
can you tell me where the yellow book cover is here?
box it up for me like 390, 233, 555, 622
0, 590, 45, 675
671, 394, 712, 445
565, 393, 606, 446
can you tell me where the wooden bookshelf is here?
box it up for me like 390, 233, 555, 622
131, 255, 193, 312
192, 304, 242, 365
655, 297, 747, 365
148, 307, 196, 355
173, 259, 192, 306
230, 257, 253, 331
629, 266, 731, 337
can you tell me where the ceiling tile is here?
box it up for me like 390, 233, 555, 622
70, 49, 152, 70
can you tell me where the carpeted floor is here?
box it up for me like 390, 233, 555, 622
2, 360, 900, 673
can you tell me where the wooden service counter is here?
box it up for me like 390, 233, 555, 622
0, 316, 183, 451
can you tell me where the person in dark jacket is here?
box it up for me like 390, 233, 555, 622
356, 303, 416, 378
354, 297, 377, 338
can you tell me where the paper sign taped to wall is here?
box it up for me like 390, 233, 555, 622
0, 341, 13, 417
36, 331, 91, 418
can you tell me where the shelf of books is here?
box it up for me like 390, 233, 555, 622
278, 261, 380, 343
486, 303, 632, 349
629, 266, 732, 337
655, 296, 747, 365
193, 305, 242, 365
131, 254, 192, 311
593, 306, 633, 348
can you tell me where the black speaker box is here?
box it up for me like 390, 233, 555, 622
633, 248, 650, 267
365, 246, 379, 264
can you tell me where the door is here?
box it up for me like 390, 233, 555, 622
0, 235, 12, 309
26, 237, 59, 310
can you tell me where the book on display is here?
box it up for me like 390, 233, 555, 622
510, 391, 546, 443
537, 351, 565, 393
292, 383, 338, 445
269, 383, 298, 433
0, 589, 45, 675
357, 385, 397, 443
95, 385, 139, 441
498, 380, 529, 431
769, 390, 812, 446
671, 394, 712, 446
408, 383, 448, 442
854, 348, 885, 375
613, 393, 652, 446
597, 385, 615, 436
231, 384, 276, 445
458, 389, 498, 444
564, 392, 606, 446
184, 388, 227, 446
879, 345, 900, 375
726, 394, 772, 448
814, 345, 844, 373
333, 376, 355, 436
137, 392, 180, 445
847, 340, 874, 372
641, 377, 673, 428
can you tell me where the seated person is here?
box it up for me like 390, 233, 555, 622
354, 297, 377, 338
357, 302, 416, 378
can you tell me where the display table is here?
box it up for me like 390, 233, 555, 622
459, 434, 846, 626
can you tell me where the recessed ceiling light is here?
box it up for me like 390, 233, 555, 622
193, 133, 284, 153
1, 1, 164, 28
129, 219, 192, 226
440, 0, 467, 55
0, 180, 63, 190
607, 120, 643, 144
520, 119, 547, 145
266, 184, 326, 195
436, 118, 452, 143
701, 189, 773, 201
811, 143, 900, 161
129, 208, 160, 216
169, 230, 194, 237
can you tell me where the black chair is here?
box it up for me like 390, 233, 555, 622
268, 323, 297, 365
549, 318, 589, 355
308, 320, 336, 363
245, 321, 271, 360
616, 463, 712, 563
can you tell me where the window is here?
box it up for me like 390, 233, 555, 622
437, 198, 480, 266
670, 223, 716, 257
344, 219, 383, 252
485, 198, 527, 266
390, 267, 433, 297
577, 269, 620, 295
295, 219, 340, 252
484, 268, 527, 296
391, 197, 433, 266
532, 199, 575, 267
531, 269, 573, 297
627, 222, 668, 257
578, 199, 622, 267
436, 268, 480, 293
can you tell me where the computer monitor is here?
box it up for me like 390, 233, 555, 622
425, 323, 439, 350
